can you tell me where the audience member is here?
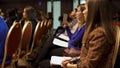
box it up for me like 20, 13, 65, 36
0, 16, 11, 64
0, 9, 4, 19
30, 4, 86, 68
5, 8, 20, 28
62, 0, 117, 68
20, 6, 38, 49
69, 4, 85, 33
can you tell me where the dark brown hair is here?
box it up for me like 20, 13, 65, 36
24, 6, 37, 20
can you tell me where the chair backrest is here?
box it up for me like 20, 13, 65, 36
112, 25, 120, 68
1, 22, 22, 68
47, 19, 53, 33
30, 21, 44, 52
20, 21, 32, 53
48, 19, 52, 29
42, 20, 48, 34
34, 21, 44, 44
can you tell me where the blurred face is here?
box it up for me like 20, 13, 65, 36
83, 4, 88, 21
22, 9, 27, 19
76, 10, 81, 19
76, 6, 85, 22
77, 6, 81, 12
0, 9, 3, 16
69, 9, 76, 19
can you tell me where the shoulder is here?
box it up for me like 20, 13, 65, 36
88, 27, 106, 42
90, 27, 106, 37
0, 17, 8, 27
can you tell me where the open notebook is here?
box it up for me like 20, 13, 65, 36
58, 34, 69, 41
50, 56, 72, 65
53, 34, 69, 48
50, 56, 80, 65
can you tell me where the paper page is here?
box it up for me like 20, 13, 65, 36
58, 34, 69, 41
50, 56, 72, 65
53, 38, 68, 48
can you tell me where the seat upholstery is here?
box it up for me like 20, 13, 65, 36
1, 22, 22, 68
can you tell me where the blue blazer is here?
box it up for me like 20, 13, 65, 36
0, 17, 11, 64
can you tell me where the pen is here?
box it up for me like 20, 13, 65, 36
70, 57, 80, 62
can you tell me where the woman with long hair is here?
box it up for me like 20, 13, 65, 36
62, 0, 117, 68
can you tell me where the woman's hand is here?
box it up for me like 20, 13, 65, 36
61, 59, 77, 68
61, 59, 71, 68
61, 57, 79, 68
67, 63, 77, 68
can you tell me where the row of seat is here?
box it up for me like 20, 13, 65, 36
0, 19, 52, 68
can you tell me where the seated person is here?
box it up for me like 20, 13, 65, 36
62, 0, 118, 68
0, 16, 11, 64
29, 4, 86, 68
20, 6, 38, 50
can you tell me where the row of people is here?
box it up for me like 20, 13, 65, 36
0, 6, 53, 68
27, 0, 120, 68
62, 0, 120, 68
26, 3, 87, 68
0, 0, 120, 67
